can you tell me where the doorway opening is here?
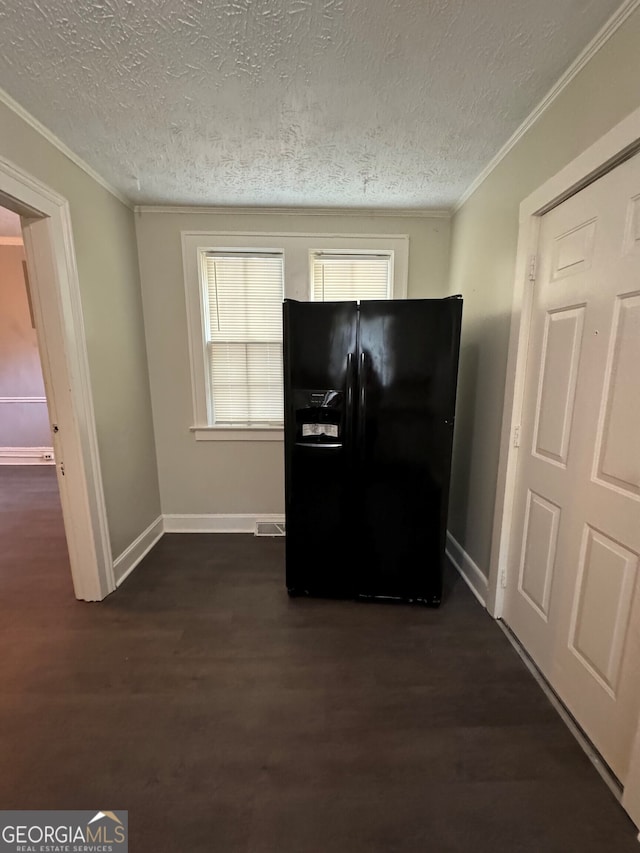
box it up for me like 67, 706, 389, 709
0, 155, 113, 601
0, 205, 74, 596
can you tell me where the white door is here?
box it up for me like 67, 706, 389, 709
503, 152, 640, 783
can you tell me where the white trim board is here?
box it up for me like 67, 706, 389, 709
0, 85, 131, 209
190, 426, 284, 442
179, 230, 412, 238
498, 620, 623, 803
164, 514, 285, 534
0, 396, 47, 404
135, 205, 451, 219
0, 446, 54, 465
454, 0, 640, 211
445, 531, 489, 607
113, 516, 164, 587
115, 512, 286, 585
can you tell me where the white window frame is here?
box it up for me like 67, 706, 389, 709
182, 232, 409, 441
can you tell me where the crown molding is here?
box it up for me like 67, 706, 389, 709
0, 85, 133, 210
454, 0, 640, 212
7, 0, 635, 221
0, 83, 450, 217
134, 204, 451, 219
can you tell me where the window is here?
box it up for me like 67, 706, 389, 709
311, 253, 391, 301
203, 252, 284, 425
182, 233, 408, 440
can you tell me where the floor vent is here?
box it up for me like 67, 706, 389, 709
255, 520, 286, 537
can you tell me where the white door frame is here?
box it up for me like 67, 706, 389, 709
487, 104, 640, 828
0, 155, 114, 601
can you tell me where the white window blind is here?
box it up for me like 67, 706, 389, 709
311, 253, 391, 301
203, 252, 284, 425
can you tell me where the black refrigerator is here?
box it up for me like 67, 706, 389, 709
283, 296, 463, 607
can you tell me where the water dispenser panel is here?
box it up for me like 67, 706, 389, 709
293, 389, 344, 443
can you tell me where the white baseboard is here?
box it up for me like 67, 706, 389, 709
163, 513, 285, 533
114, 513, 286, 585
497, 620, 623, 804
445, 530, 489, 607
0, 446, 55, 465
113, 515, 164, 586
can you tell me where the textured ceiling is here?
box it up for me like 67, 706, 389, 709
0, 0, 624, 209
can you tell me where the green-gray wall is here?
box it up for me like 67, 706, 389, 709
447, 7, 640, 576
135, 210, 450, 516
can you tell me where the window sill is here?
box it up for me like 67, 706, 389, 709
190, 426, 284, 442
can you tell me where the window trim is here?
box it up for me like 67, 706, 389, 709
182, 231, 409, 440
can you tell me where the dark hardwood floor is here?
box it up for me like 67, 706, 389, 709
0, 466, 637, 852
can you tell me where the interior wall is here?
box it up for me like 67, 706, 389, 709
0, 243, 51, 448
135, 210, 451, 516
0, 101, 161, 557
447, 6, 640, 577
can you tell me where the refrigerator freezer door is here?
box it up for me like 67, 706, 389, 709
283, 300, 358, 597
356, 298, 462, 604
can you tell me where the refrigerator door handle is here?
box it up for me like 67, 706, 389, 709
345, 352, 355, 448
357, 350, 367, 455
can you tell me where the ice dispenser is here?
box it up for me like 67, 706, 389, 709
293, 389, 344, 445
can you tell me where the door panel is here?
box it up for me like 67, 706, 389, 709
532, 305, 585, 466
504, 153, 640, 782
283, 299, 358, 596
518, 489, 560, 619
356, 298, 462, 604
594, 293, 640, 496
568, 526, 638, 695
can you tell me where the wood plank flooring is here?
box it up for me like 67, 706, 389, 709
0, 466, 638, 852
